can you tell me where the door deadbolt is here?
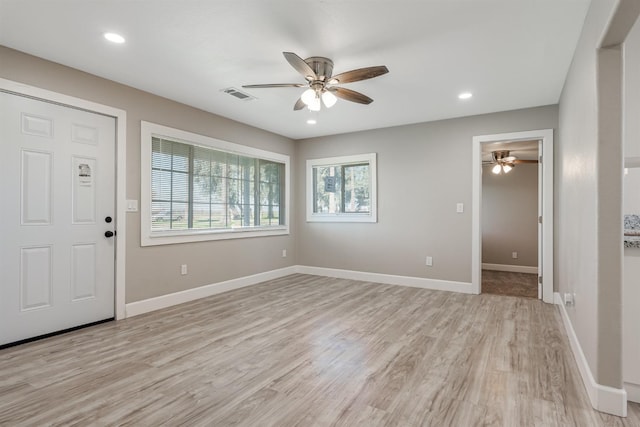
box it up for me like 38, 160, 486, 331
105, 216, 112, 223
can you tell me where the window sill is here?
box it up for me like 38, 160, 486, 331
306, 214, 376, 223
141, 226, 289, 246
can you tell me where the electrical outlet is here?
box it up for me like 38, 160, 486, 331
181, 264, 188, 275
564, 293, 574, 306
282, 249, 287, 258
512, 252, 518, 259
426, 256, 433, 266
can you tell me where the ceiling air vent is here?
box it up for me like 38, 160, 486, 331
222, 87, 255, 101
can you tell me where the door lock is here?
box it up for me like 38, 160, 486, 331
105, 216, 112, 223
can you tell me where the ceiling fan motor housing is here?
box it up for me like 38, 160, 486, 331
304, 57, 334, 81
492, 150, 511, 162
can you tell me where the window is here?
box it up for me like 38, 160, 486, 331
306, 153, 377, 222
141, 122, 289, 245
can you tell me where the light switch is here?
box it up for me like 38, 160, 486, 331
126, 200, 138, 212
456, 203, 464, 213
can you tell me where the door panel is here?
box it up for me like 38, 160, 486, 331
20, 245, 52, 310
21, 149, 53, 224
71, 243, 97, 301
72, 156, 97, 223
0, 92, 115, 346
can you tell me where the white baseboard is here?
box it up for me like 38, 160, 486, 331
125, 266, 298, 317
625, 382, 640, 404
554, 292, 628, 416
482, 263, 538, 274
297, 265, 474, 294
126, 265, 475, 318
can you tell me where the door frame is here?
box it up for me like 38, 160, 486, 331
1, 78, 127, 319
471, 129, 554, 303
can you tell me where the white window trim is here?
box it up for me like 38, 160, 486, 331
141, 121, 290, 246
306, 153, 377, 223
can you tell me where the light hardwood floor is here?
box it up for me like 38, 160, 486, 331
1, 274, 638, 426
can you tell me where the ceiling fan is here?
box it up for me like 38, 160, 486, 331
242, 52, 389, 111
485, 150, 538, 174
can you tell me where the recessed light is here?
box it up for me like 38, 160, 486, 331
306, 119, 317, 125
458, 92, 473, 100
104, 32, 125, 44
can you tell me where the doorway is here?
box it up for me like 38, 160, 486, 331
481, 140, 540, 298
472, 129, 554, 303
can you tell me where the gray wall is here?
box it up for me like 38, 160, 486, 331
296, 105, 558, 283
0, 45, 558, 303
623, 13, 640, 390
624, 12, 640, 166
482, 163, 538, 267
557, 0, 638, 389
0, 46, 297, 303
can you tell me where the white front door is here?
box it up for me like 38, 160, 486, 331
0, 91, 116, 346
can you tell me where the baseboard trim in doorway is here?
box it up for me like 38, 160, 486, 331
297, 266, 474, 294
625, 382, 640, 404
125, 266, 298, 318
482, 263, 538, 274
554, 292, 628, 416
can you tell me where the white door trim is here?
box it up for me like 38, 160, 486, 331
0, 78, 127, 319
472, 129, 554, 303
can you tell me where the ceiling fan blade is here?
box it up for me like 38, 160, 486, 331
283, 52, 317, 81
328, 87, 373, 105
329, 65, 389, 84
242, 83, 306, 88
513, 159, 539, 164
294, 98, 306, 111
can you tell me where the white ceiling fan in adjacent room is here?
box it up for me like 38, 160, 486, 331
485, 150, 538, 175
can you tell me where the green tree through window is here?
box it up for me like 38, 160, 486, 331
307, 153, 376, 223
151, 137, 284, 231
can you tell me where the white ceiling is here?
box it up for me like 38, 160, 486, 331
0, 0, 590, 140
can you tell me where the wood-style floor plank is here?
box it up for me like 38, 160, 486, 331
0, 274, 638, 426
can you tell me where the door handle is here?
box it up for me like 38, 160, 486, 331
104, 231, 115, 238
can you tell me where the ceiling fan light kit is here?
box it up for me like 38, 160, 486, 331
321, 90, 337, 108
489, 150, 529, 174
308, 97, 321, 111
242, 51, 389, 112
301, 88, 316, 105
491, 163, 514, 174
